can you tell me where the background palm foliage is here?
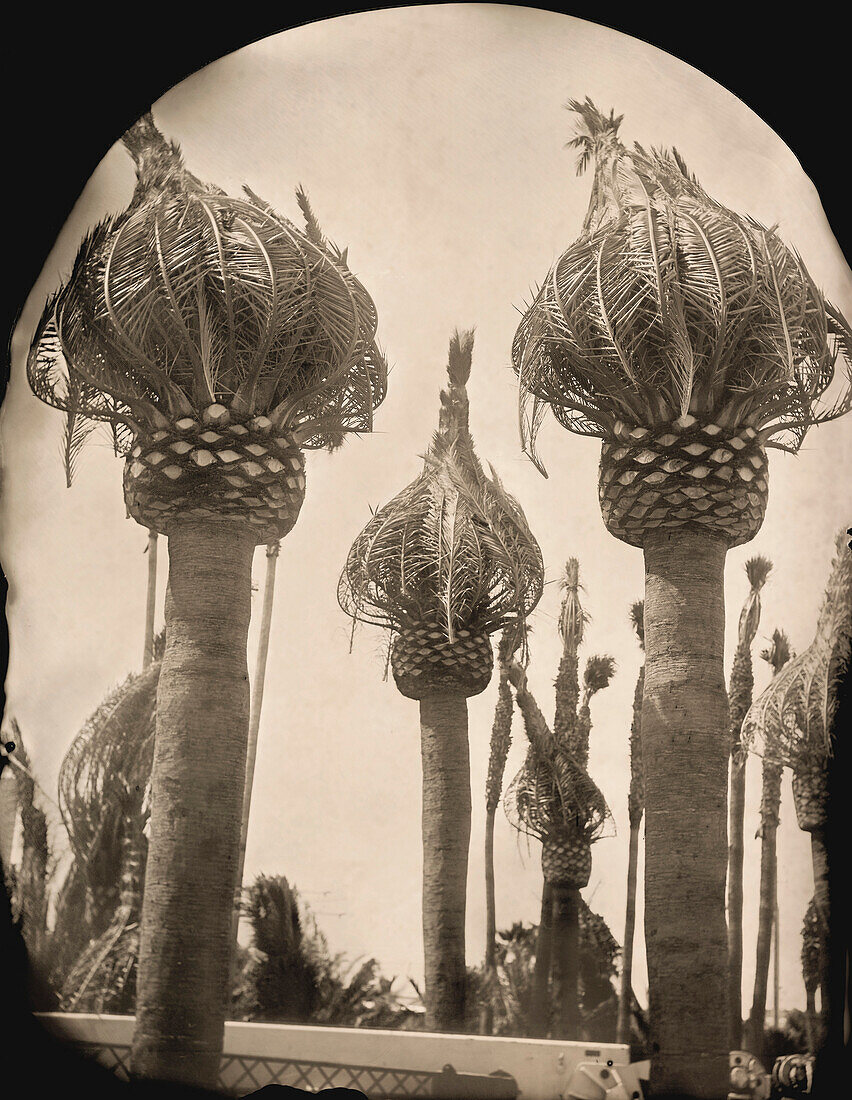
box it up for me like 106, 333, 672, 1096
512, 99, 852, 474
26, 114, 388, 479
338, 332, 542, 649
741, 533, 851, 768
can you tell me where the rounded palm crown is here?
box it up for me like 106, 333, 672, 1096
338, 331, 544, 644
28, 113, 387, 472
513, 98, 852, 474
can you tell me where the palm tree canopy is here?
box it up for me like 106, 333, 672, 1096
339, 331, 544, 643
630, 599, 645, 650
513, 100, 852, 474
558, 558, 589, 654
742, 532, 851, 765
583, 654, 617, 698
28, 113, 388, 481
760, 628, 793, 675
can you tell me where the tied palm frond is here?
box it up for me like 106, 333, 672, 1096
513, 101, 852, 474
739, 556, 773, 648
741, 532, 851, 766
558, 558, 588, 653
28, 113, 388, 483
339, 333, 543, 645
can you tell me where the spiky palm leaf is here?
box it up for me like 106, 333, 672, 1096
28, 113, 387, 482
741, 533, 851, 767
513, 102, 852, 474
339, 331, 543, 646
583, 654, 617, 699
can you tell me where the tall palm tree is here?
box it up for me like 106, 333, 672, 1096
728, 554, 772, 1049
512, 97, 852, 1096
800, 896, 827, 1053
745, 628, 792, 1058
142, 531, 158, 669
27, 113, 387, 1087
339, 332, 543, 1032
617, 599, 645, 1045
481, 626, 523, 1035
504, 648, 613, 1039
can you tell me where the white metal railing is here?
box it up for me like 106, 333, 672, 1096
36, 1013, 632, 1099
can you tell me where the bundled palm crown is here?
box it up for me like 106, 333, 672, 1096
511, 97, 852, 1095
339, 331, 543, 699
28, 113, 387, 544
514, 99, 852, 547
26, 113, 388, 1087
339, 331, 543, 1032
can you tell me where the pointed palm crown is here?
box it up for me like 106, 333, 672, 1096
28, 113, 387, 473
513, 98, 852, 474
338, 331, 544, 645
741, 533, 851, 766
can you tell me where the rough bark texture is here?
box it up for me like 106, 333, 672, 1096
552, 884, 581, 1039
810, 829, 830, 934
419, 692, 471, 1033
642, 528, 730, 1098
480, 809, 496, 1035
617, 820, 641, 1045
747, 758, 782, 1059
531, 882, 555, 1038
131, 520, 255, 1087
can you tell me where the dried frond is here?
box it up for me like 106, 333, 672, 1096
28, 114, 388, 479
742, 533, 851, 765
339, 337, 544, 644
558, 558, 588, 653
514, 102, 852, 473
738, 556, 772, 655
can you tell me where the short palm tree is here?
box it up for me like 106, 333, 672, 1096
617, 599, 644, 1045
339, 331, 543, 1031
512, 97, 852, 1096
504, 643, 614, 1039
745, 628, 792, 1058
728, 555, 773, 1048
481, 626, 524, 1035
27, 113, 387, 1086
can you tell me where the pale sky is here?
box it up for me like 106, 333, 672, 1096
2, 5, 851, 1020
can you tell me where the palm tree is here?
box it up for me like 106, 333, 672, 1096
481, 627, 523, 1035
504, 648, 613, 1039
27, 113, 387, 1087
745, 628, 792, 1058
617, 599, 644, 1045
339, 331, 544, 1032
511, 97, 852, 1097
142, 531, 158, 669
742, 533, 851, 1043
728, 555, 772, 1049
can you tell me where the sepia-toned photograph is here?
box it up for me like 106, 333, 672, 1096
2, 6, 849, 1100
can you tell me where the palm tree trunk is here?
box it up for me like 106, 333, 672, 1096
142, 530, 158, 669
530, 881, 554, 1037
642, 527, 730, 1099
419, 692, 471, 1033
231, 541, 280, 979
480, 807, 497, 1035
617, 818, 641, 1044
773, 897, 780, 1030
747, 759, 782, 1059
810, 829, 829, 933
552, 883, 581, 1038
131, 519, 255, 1088
727, 753, 747, 1049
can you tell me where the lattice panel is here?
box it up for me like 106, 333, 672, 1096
218, 1054, 435, 1097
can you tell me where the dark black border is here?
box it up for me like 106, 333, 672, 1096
2, 5, 849, 1098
